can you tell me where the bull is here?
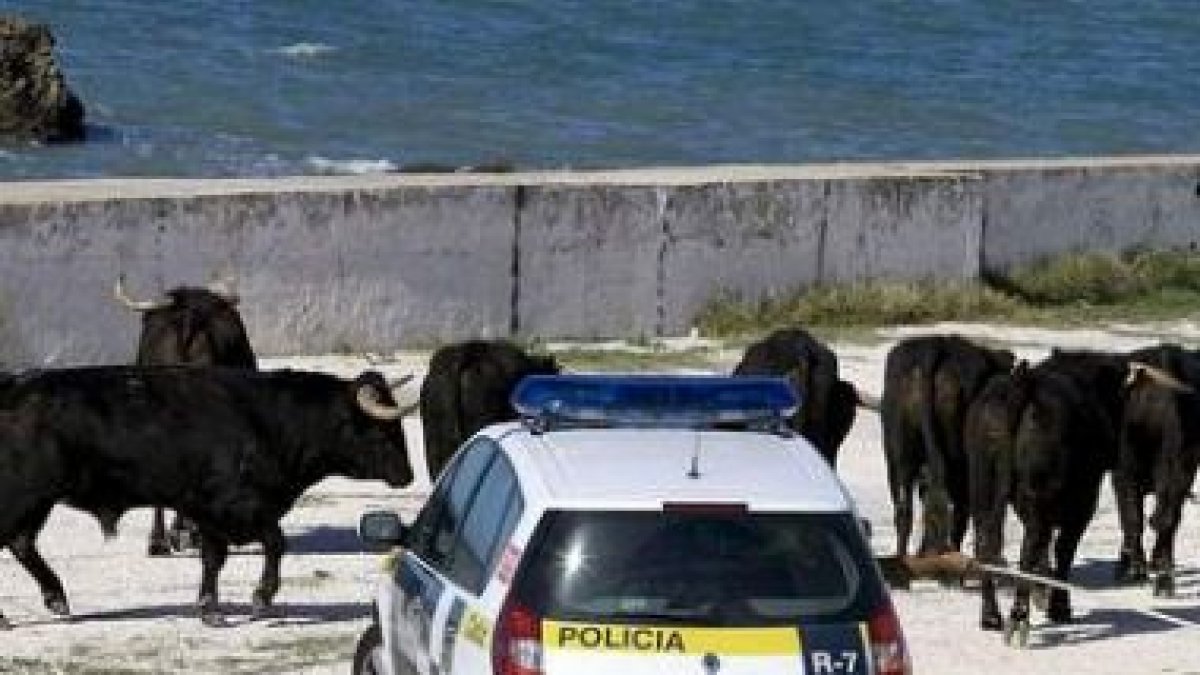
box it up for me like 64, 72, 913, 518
1113, 344, 1200, 596
733, 327, 877, 467
419, 340, 560, 480
966, 361, 1114, 644
881, 334, 1014, 557
0, 365, 412, 629
115, 275, 258, 556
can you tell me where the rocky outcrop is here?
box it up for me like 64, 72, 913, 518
0, 16, 85, 143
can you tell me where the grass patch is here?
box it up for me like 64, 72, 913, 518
697, 248, 1200, 338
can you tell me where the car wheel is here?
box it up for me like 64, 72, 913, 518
352, 623, 383, 675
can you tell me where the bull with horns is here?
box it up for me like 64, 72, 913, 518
0, 365, 416, 628
114, 275, 258, 556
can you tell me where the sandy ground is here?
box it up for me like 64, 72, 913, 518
3, 323, 1200, 674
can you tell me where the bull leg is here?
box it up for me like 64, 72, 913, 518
973, 508, 1005, 631
168, 514, 201, 553
252, 524, 287, 619
1006, 522, 1052, 648
7, 503, 69, 616
197, 534, 230, 627
1148, 496, 1185, 598
1111, 475, 1148, 584
1047, 523, 1087, 623
948, 474, 971, 553
887, 460, 920, 558
148, 507, 172, 557
8, 529, 69, 617
918, 448, 953, 555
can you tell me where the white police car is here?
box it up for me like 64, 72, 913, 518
354, 374, 909, 675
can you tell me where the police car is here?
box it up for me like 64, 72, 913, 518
354, 374, 909, 675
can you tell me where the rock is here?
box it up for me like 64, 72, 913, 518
0, 16, 85, 143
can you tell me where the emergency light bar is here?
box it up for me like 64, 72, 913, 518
511, 374, 799, 431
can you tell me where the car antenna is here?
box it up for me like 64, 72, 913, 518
687, 433, 702, 479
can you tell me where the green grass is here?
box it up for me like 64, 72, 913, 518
696, 248, 1200, 338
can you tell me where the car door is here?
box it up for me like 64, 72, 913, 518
392, 438, 496, 674
440, 446, 525, 674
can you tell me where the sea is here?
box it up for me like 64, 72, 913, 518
3, 1, 1199, 179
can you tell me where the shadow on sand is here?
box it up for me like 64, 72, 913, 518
59, 600, 369, 627
288, 526, 370, 555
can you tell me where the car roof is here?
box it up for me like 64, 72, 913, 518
487, 422, 854, 513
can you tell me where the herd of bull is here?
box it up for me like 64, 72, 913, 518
746, 328, 1200, 647
0, 281, 1195, 651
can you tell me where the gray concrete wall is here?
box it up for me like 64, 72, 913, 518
981, 163, 1200, 272
0, 156, 1198, 365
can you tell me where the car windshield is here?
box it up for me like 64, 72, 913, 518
516, 510, 881, 627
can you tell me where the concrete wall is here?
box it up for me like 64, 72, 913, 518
0, 156, 1197, 366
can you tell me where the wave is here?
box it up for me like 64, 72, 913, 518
270, 43, 337, 58
305, 156, 397, 175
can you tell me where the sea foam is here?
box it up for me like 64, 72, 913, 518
271, 43, 337, 58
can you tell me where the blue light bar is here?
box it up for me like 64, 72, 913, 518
511, 374, 799, 429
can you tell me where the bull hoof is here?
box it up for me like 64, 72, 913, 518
44, 594, 70, 617
981, 612, 1003, 632
147, 540, 173, 557
1003, 619, 1031, 648
1152, 574, 1175, 598
251, 595, 277, 620
200, 610, 227, 628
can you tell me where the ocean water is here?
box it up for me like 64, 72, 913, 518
3, 0, 1200, 178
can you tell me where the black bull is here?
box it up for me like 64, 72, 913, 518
733, 327, 874, 467
116, 277, 259, 556
420, 340, 560, 480
0, 366, 412, 629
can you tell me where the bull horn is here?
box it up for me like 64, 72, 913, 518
1127, 363, 1194, 393
356, 385, 404, 420
113, 275, 170, 312
205, 277, 240, 305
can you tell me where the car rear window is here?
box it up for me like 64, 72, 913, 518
515, 510, 883, 626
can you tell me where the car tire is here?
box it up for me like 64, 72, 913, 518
352, 623, 383, 675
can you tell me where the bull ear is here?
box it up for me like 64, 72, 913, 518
113, 274, 170, 312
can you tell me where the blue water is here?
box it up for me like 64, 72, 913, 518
3, 1, 1200, 178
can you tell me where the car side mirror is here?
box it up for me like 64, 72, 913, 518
359, 510, 408, 549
